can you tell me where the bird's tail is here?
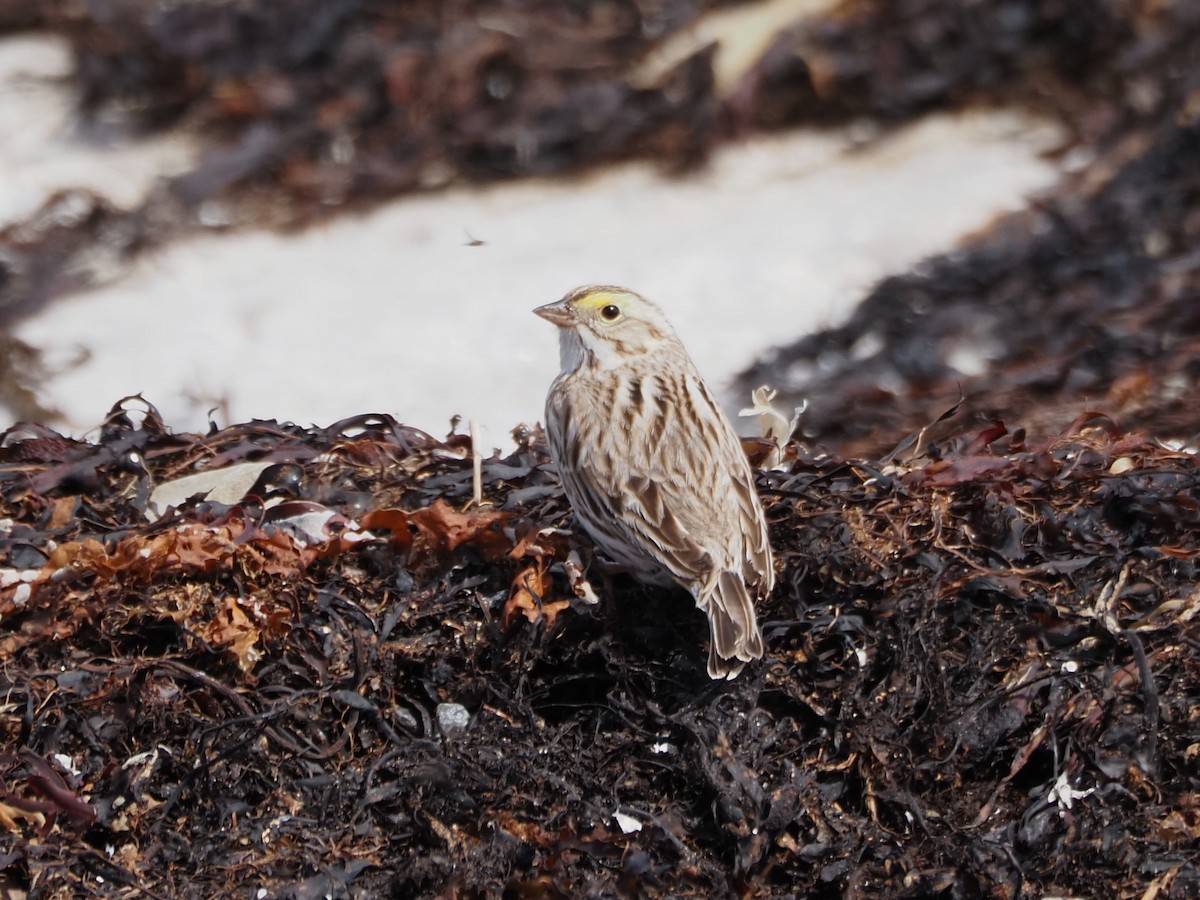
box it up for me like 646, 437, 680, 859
703, 571, 765, 679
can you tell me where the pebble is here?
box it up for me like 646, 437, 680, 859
436, 702, 470, 738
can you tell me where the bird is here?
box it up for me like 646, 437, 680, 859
534, 285, 774, 678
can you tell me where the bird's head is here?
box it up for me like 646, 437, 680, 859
534, 285, 679, 372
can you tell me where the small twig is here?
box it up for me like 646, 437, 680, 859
470, 418, 483, 507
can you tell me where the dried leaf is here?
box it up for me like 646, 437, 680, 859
503, 561, 571, 629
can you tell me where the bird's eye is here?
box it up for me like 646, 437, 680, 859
600, 304, 621, 322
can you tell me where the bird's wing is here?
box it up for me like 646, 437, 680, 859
651, 372, 774, 596
617, 471, 715, 585
546, 367, 772, 595
546, 376, 713, 585
725, 439, 775, 595
604, 375, 759, 593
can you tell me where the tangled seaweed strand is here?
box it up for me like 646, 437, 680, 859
1, 399, 1197, 896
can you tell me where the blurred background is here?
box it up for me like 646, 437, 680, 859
0, 1, 1196, 452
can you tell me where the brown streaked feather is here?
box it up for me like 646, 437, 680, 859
550, 358, 769, 594
706, 571, 765, 678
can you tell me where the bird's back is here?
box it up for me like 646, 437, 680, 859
547, 352, 772, 597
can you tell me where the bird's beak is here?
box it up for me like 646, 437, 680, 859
533, 299, 576, 327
